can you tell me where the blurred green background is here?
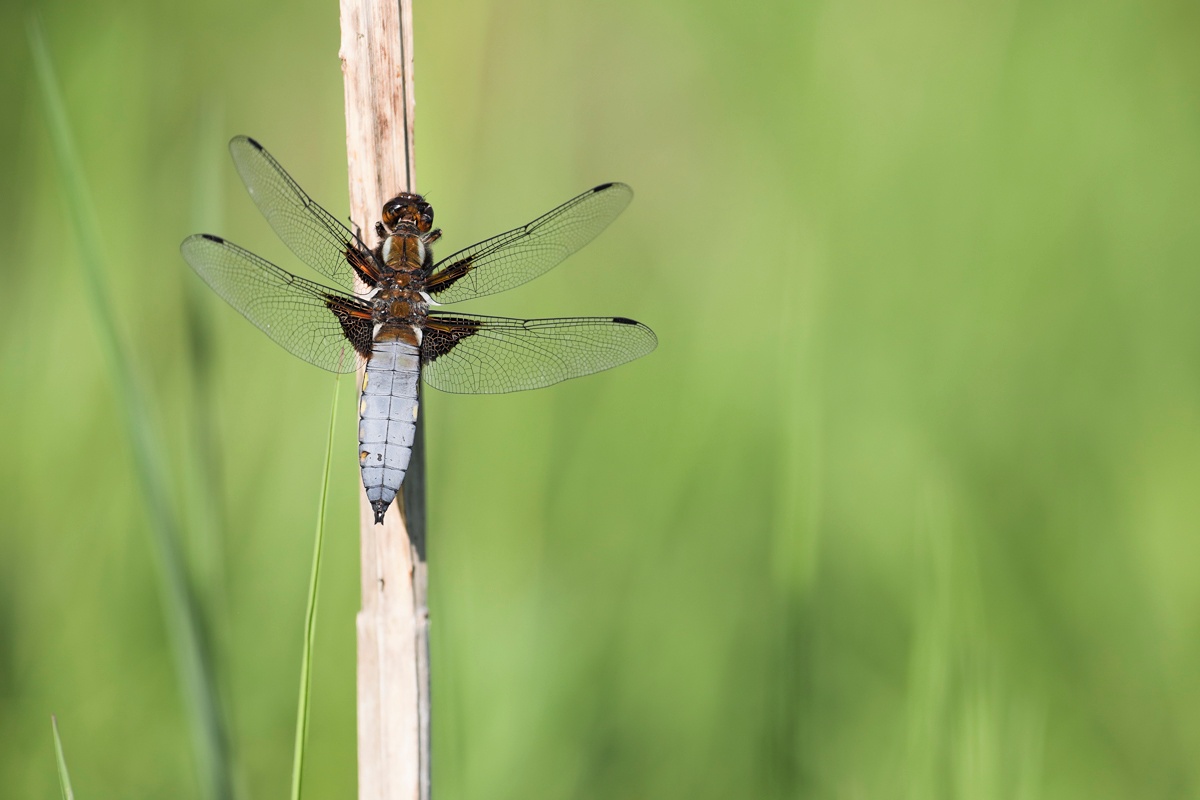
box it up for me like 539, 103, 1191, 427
3, 0, 1200, 797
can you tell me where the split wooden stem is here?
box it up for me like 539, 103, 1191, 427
339, 1, 429, 798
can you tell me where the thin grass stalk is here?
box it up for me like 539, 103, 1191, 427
290, 374, 342, 800
338, 0, 428, 797
181, 120, 243, 793
51, 716, 76, 800
183, 112, 232, 648
29, 21, 234, 800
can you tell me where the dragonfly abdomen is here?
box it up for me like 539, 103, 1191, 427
359, 337, 420, 523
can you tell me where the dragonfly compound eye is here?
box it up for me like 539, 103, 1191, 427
382, 193, 433, 231
381, 200, 403, 228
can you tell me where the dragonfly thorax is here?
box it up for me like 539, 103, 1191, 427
378, 231, 430, 274
371, 285, 428, 325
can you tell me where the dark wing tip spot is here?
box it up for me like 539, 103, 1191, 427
200, 233, 226, 244
244, 136, 264, 150
612, 316, 638, 325
594, 182, 615, 192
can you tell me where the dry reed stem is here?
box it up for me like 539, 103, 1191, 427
339, 0, 429, 798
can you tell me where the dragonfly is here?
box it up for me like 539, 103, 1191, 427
181, 136, 656, 524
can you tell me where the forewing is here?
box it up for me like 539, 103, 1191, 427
426, 183, 633, 304
421, 312, 657, 394
181, 234, 370, 373
229, 135, 379, 290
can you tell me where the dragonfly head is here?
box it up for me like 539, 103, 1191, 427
381, 193, 434, 235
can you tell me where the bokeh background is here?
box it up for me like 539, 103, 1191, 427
3, 0, 1200, 797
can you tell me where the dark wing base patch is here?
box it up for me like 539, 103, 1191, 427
325, 295, 375, 358
422, 316, 481, 363
423, 255, 474, 295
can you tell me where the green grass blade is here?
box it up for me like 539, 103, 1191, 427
51, 716, 76, 800
291, 375, 341, 800
183, 110, 231, 660
29, 20, 234, 800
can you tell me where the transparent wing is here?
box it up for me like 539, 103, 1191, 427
421, 312, 656, 394
229, 135, 379, 290
181, 233, 370, 373
426, 183, 633, 304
